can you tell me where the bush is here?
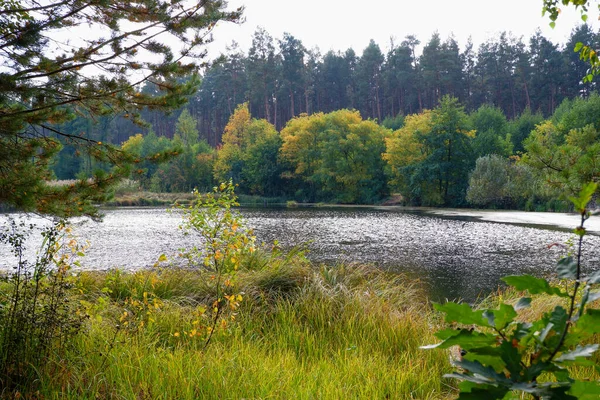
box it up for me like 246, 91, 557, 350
0, 220, 85, 392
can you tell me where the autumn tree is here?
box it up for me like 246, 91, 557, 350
280, 109, 389, 203
383, 110, 433, 202
214, 103, 282, 195
384, 97, 474, 206
0, 0, 241, 217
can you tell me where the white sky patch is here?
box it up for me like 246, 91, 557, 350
207, 0, 599, 57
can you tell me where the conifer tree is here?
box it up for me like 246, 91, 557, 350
0, 0, 241, 217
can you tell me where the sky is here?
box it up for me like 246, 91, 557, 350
205, 0, 598, 58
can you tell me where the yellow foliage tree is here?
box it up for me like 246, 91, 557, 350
383, 110, 433, 190
280, 109, 389, 203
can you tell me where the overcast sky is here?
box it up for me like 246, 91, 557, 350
205, 0, 597, 58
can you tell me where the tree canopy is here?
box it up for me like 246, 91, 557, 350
0, 0, 241, 217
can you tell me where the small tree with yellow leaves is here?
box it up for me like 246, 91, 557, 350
178, 181, 255, 346
0, 221, 87, 391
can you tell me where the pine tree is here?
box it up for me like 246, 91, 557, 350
0, 0, 241, 217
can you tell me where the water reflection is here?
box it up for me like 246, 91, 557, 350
1, 207, 598, 303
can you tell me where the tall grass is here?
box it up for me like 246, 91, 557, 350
31, 251, 455, 399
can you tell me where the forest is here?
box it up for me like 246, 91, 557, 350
48, 26, 600, 210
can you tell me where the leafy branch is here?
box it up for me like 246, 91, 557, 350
424, 182, 600, 399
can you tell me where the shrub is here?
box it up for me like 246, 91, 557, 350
0, 220, 85, 391
425, 183, 600, 398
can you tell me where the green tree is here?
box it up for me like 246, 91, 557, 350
278, 33, 306, 119
121, 131, 178, 189
0, 0, 241, 217
242, 120, 283, 196
151, 109, 214, 193
247, 27, 279, 124
355, 40, 384, 121
466, 154, 540, 208
522, 119, 600, 197
384, 97, 474, 206
280, 109, 389, 203
383, 38, 419, 116
214, 103, 282, 195
175, 109, 200, 148
470, 105, 513, 158
508, 108, 544, 154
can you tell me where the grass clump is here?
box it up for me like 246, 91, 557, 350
30, 253, 454, 399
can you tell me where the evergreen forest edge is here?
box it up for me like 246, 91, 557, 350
48, 27, 600, 210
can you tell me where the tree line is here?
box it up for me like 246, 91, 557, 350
99, 92, 600, 211
49, 25, 598, 151
47, 25, 600, 209
189, 25, 598, 145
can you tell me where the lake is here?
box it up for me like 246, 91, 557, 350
1, 206, 599, 302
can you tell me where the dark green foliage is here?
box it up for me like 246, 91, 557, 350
426, 183, 600, 399
177, 26, 594, 146
0, 0, 241, 217
354, 40, 385, 121
470, 105, 512, 158
508, 108, 544, 154
381, 113, 405, 130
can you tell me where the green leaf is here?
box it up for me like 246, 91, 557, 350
567, 309, 600, 345
494, 304, 517, 330
524, 362, 553, 382
567, 381, 600, 399
587, 270, 600, 284
434, 302, 490, 327
514, 321, 533, 338
570, 182, 598, 212
543, 385, 578, 399
574, 42, 584, 52
515, 297, 532, 311
499, 340, 522, 378
463, 352, 506, 372
550, 21, 556, 28
433, 328, 462, 341
582, 14, 589, 22
421, 330, 497, 350
557, 256, 577, 279
555, 344, 599, 362
550, 306, 568, 331
457, 386, 509, 399
451, 359, 507, 383
502, 275, 568, 297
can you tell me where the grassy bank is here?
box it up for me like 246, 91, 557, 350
3, 250, 600, 398
5, 250, 455, 399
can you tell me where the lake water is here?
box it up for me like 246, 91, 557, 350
1, 207, 599, 302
